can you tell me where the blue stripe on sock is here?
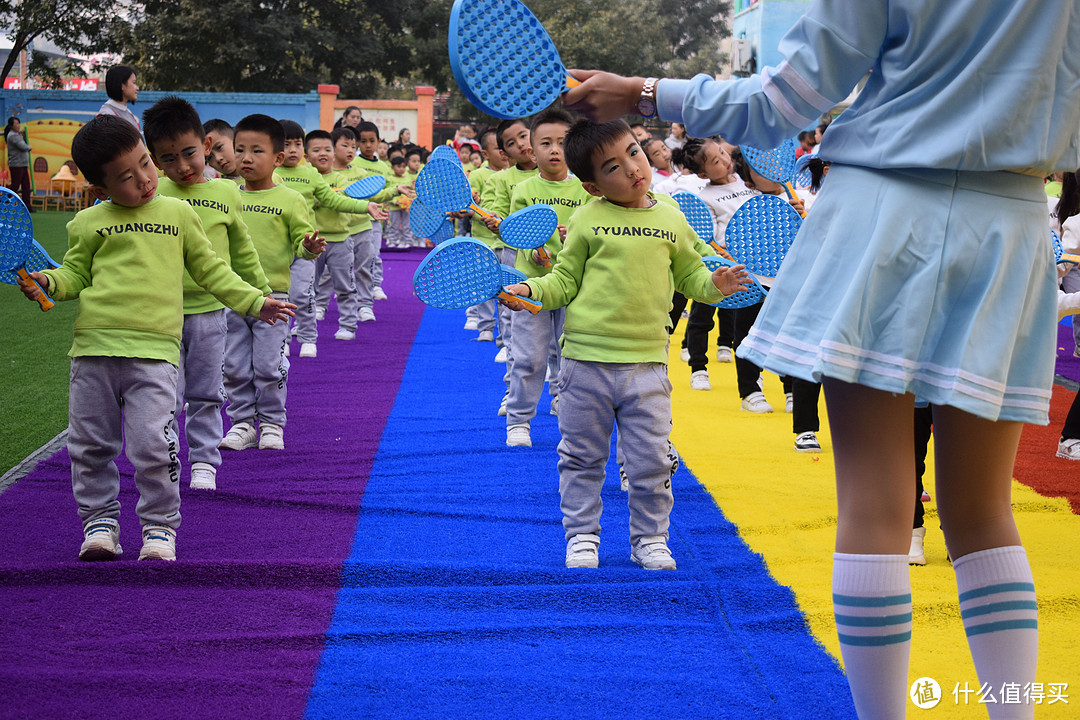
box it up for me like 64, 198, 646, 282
834, 611, 913, 628
957, 582, 1035, 603
960, 600, 1038, 620
964, 619, 1039, 637
837, 630, 912, 647
832, 593, 911, 608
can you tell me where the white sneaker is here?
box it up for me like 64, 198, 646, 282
190, 462, 217, 490
283, 343, 290, 357
566, 534, 600, 568
291, 324, 298, 337
794, 431, 822, 453
219, 422, 257, 450
359, 307, 376, 322
138, 523, 176, 561
315, 307, 326, 321
373, 287, 388, 301
785, 392, 793, 413
716, 346, 733, 363
549, 395, 559, 416
498, 393, 508, 416
79, 518, 122, 561
618, 465, 629, 492
334, 328, 355, 341
299, 342, 317, 358
909, 527, 926, 566
477, 330, 494, 342
690, 370, 711, 391
631, 536, 676, 570
679, 347, 690, 363
464, 318, 480, 331
494, 347, 508, 363
741, 391, 774, 413
259, 423, 285, 450
1057, 438, 1080, 460
506, 424, 531, 447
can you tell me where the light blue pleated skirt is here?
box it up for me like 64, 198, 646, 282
737, 165, 1058, 424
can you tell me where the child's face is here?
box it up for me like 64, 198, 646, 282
388, 149, 403, 162
306, 138, 334, 173
234, 130, 284, 184
334, 137, 356, 167
358, 130, 379, 159
644, 141, 671, 169
205, 129, 237, 176
94, 142, 159, 208
582, 132, 652, 208
500, 123, 533, 165
745, 166, 783, 194
378, 141, 389, 159
470, 153, 482, 168
151, 130, 207, 186
481, 134, 508, 171
282, 138, 305, 168
392, 163, 407, 178
406, 154, 421, 173
531, 122, 569, 178
458, 145, 473, 163
698, 141, 734, 183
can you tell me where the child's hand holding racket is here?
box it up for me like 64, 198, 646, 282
500, 282, 536, 312
482, 213, 502, 233
711, 262, 752, 297
303, 230, 327, 255
368, 202, 389, 222
258, 296, 297, 325
16, 270, 50, 305
398, 185, 416, 198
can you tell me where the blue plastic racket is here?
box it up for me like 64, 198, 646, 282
409, 197, 449, 239
430, 145, 460, 165
448, 0, 580, 120
0, 239, 58, 285
702, 256, 766, 309
724, 193, 802, 283
671, 190, 729, 255
501, 263, 527, 286
429, 217, 456, 245
0, 187, 54, 311
415, 158, 494, 218
1052, 228, 1063, 261
499, 204, 559, 267
344, 174, 387, 200
413, 238, 541, 314
741, 138, 805, 216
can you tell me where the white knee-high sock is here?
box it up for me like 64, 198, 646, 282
954, 546, 1038, 720
833, 553, 912, 720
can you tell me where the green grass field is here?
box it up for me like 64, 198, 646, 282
1, 211, 77, 475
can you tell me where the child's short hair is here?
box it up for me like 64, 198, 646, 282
104, 65, 136, 102
404, 147, 422, 161
418, 147, 430, 163
203, 118, 233, 138
71, 115, 143, 187
355, 121, 379, 139
531, 108, 575, 132
330, 127, 356, 146
304, 129, 332, 148
279, 119, 305, 141
142, 96, 204, 157
387, 142, 404, 156
564, 118, 633, 183
495, 118, 529, 151
234, 114, 285, 153
390, 156, 407, 167
478, 127, 497, 149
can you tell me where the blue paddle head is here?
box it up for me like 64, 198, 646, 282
429, 145, 460, 165
702, 256, 767, 309
1052, 228, 1063, 262
413, 238, 502, 309
344, 175, 387, 199
672, 191, 714, 245
448, 0, 570, 119
430, 218, 457, 245
741, 138, 798, 184
409, 198, 449, 238
0, 240, 58, 285
724, 194, 802, 281
499, 204, 559, 250
500, 263, 527, 286
0, 186, 34, 274
415, 158, 473, 213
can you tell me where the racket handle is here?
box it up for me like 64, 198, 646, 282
565, 75, 581, 89
498, 289, 541, 314
1060, 253, 1080, 266
783, 183, 806, 218
536, 247, 552, 268
470, 203, 495, 220
17, 269, 54, 312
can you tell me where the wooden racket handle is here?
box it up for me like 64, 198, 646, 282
470, 203, 495, 220
565, 75, 581, 89
17, 268, 54, 312
535, 247, 552, 268
783, 183, 806, 218
498, 289, 541, 314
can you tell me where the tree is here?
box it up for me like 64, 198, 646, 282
0, 0, 123, 84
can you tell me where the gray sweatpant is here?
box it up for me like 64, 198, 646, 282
314, 239, 359, 332
223, 292, 290, 427
320, 228, 376, 312
69, 356, 182, 528
290, 257, 318, 345
175, 309, 227, 467
556, 359, 675, 544
506, 306, 564, 426
370, 220, 384, 288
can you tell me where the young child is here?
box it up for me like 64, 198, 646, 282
503, 109, 593, 448
503, 119, 750, 570
351, 122, 394, 301
17, 115, 294, 561
143, 96, 273, 492
220, 114, 326, 452
203, 119, 241, 182
385, 156, 412, 248
466, 128, 510, 345
566, 2, 1078, 715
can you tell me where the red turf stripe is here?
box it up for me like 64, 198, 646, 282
1014, 385, 1080, 515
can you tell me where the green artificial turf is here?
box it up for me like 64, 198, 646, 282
1, 211, 77, 475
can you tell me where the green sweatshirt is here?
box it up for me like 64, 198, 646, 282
42, 196, 267, 365
523, 195, 725, 364
313, 169, 370, 242
274, 164, 371, 215
158, 177, 272, 314
508, 175, 592, 278
468, 165, 503, 251
239, 184, 318, 292
481, 164, 538, 219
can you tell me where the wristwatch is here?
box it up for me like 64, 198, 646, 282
637, 77, 659, 118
